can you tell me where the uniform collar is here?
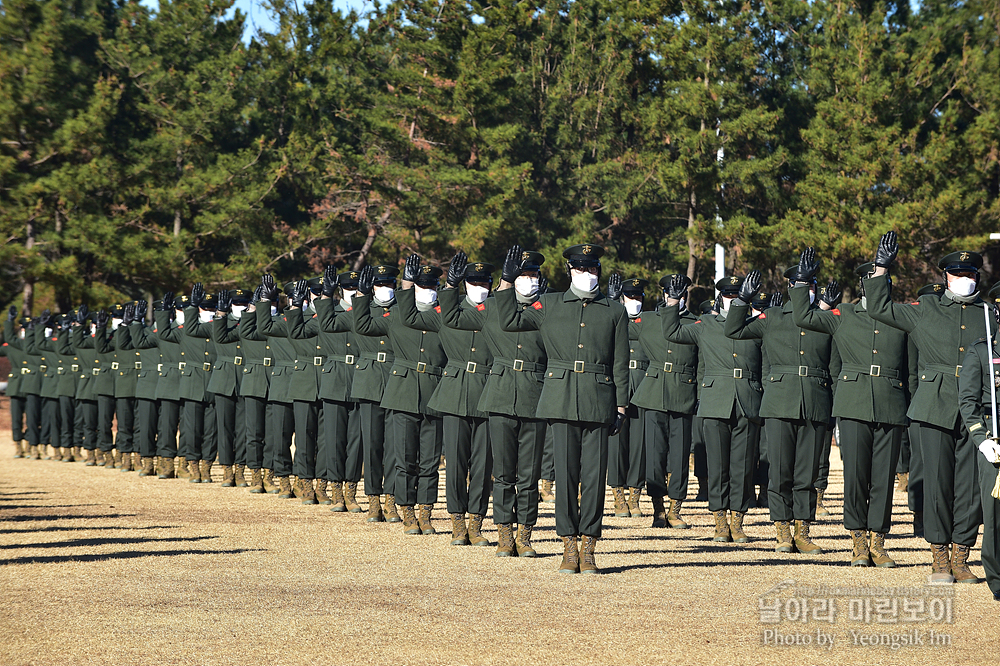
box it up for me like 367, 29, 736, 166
562, 288, 609, 305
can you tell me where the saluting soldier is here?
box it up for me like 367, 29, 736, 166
209, 289, 251, 488
91, 309, 118, 467
749, 291, 779, 508
177, 286, 220, 483
128, 299, 161, 476
439, 248, 548, 556
35, 310, 61, 459
789, 253, 909, 567
864, 232, 987, 584
348, 265, 399, 522
70, 307, 100, 464
403, 253, 495, 548
631, 275, 699, 529
354, 257, 448, 536
113, 303, 141, 471
149, 294, 184, 478
3, 308, 28, 458
957, 281, 1000, 601
662, 275, 763, 542
236, 287, 272, 493
495, 243, 630, 574
45, 314, 77, 462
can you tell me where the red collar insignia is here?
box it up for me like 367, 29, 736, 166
532, 301, 543, 310
435, 306, 441, 313
476, 303, 485, 311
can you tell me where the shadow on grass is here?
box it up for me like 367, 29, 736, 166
0, 547, 266, 566
0, 525, 179, 535
0, 504, 104, 510
4, 535, 219, 550
3, 513, 137, 522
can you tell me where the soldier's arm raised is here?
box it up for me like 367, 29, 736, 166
613, 307, 631, 411
661, 304, 700, 344
862, 275, 919, 333
496, 288, 543, 332
724, 301, 766, 340
439, 287, 487, 331
214, 316, 241, 344
397, 288, 441, 332
789, 285, 841, 335
352, 293, 390, 337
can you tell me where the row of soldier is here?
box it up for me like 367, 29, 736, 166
1, 235, 998, 599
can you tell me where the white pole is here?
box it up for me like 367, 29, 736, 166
715, 243, 725, 296
985, 303, 998, 439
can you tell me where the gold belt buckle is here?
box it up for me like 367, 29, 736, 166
955, 365, 962, 377
628, 360, 637, 369
734, 368, 743, 379
92, 368, 100, 376
573, 360, 585, 373
663, 362, 673, 373
234, 356, 243, 366
178, 361, 187, 370
870, 365, 881, 377
512, 359, 524, 371
110, 362, 118, 370
416, 361, 427, 373
376, 352, 386, 363
157, 363, 163, 372
203, 362, 212, 371
312, 356, 323, 366
263, 358, 272, 367
40, 364, 48, 372
57, 367, 65, 375
345, 355, 355, 365
798, 366, 808, 377
71, 364, 79, 372
134, 361, 142, 370
466, 361, 477, 373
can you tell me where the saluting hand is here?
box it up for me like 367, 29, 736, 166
446, 251, 468, 289
875, 231, 898, 268
322, 266, 338, 297
357, 265, 375, 296
501, 245, 523, 284
607, 273, 623, 301
402, 254, 422, 283
739, 271, 762, 303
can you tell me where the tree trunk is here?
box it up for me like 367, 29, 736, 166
22, 221, 35, 316
686, 187, 697, 281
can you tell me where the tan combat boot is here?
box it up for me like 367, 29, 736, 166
120, 452, 133, 472
514, 525, 536, 557
814, 488, 831, 518
158, 457, 175, 479
277, 476, 293, 499
401, 505, 421, 535
580, 535, 599, 574
730, 511, 749, 543
234, 464, 248, 488
774, 521, 795, 553
13, 442, 24, 459
221, 466, 236, 487
712, 510, 731, 542
330, 482, 347, 512
175, 457, 190, 479
29, 445, 40, 460
627, 487, 643, 518
103, 451, 115, 468
200, 461, 213, 483
112, 449, 122, 468
384, 494, 401, 523
559, 536, 580, 574
650, 495, 667, 528
468, 514, 490, 547
929, 544, 954, 584
793, 520, 823, 555
85, 449, 97, 466
870, 532, 896, 568
188, 460, 202, 483
666, 499, 690, 529
72, 447, 82, 461
344, 482, 362, 513
248, 469, 264, 493
138, 457, 155, 477
450, 514, 470, 545
367, 496, 384, 522
896, 472, 909, 492
612, 487, 629, 517
850, 529, 871, 567
263, 469, 278, 494
539, 479, 555, 503
61, 447, 73, 462
951, 543, 981, 583
496, 524, 515, 557
292, 478, 305, 500
418, 504, 435, 534
299, 479, 317, 505
314, 480, 332, 505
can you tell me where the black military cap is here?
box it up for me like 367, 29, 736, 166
173, 294, 191, 309
465, 262, 495, 281
783, 264, 818, 283
622, 277, 648, 296
307, 277, 324, 295
519, 250, 545, 273
658, 274, 691, 291
563, 243, 604, 268
751, 291, 772, 310
18, 317, 30, 327
854, 262, 876, 278
230, 288, 252, 305
937, 251, 983, 273
151, 300, 164, 311
109, 304, 125, 317
200, 294, 217, 311
916, 283, 945, 297
414, 265, 443, 287
715, 275, 744, 295
338, 271, 361, 289
372, 265, 400, 283
699, 299, 716, 315
282, 281, 297, 297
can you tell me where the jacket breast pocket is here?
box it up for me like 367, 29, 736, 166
645, 368, 660, 379
390, 366, 410, 378
701, 378, 714, 389
839, 371, 860, 382
767, 373, 785, 385
545, 368, 567, 381
270, 367, 285, 378
354, 359, 372, 372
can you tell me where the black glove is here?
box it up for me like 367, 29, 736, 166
501, 244, 524, 284
39, 309, 51, 328
793, 247, 818, 282
7, 306, 16, 322
402, 254, 421, 282
667, 275, 689, 300
291, 279, 309, 308
190, 282, 205, 308
607, 273, 623, 301
538, 276, 548, 294
769, 292, 783, 309
216, 291, 231, 313
875, 230, 898, 267
158, 292, 174, 311
122, 304, 135, 326
357, 265, 375, 296
322, 265, 338, 297
135, 300, 147, 321
75, 304, 88, 325
446, 251, 468, 288
610, 412, 626, 437
94, 310, 109, 329
821, 280, 842, 308
738, 270, 762, 303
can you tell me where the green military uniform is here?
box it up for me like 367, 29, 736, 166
207, 290, 251, 483
52, 319, 80, 459
92, 318, 117, 462
496, 243, 630, 573
70, 320, 100, 461
1, 322, 26, 453
173, 301, 219, 478
11, 318, 43, 453
129, 306, 162, 473
255, 295, 299, 492
36, 321, 60, 453
233, 298, 271, 487
150, 303, 183, 471
113, 309, 141, 468
790, 269, 909, 567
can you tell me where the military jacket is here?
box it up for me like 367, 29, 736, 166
70, 326, 98, 401
348, 296, 395, 404
353, 290, 446, 416
496, 287, 630, 424
789, 286, 909, 425
864, 276, 990, 429
235, 310, 269, 399
149, 312, 183, 400
438, 288, 546, 419
35, 326, 60, 399
127, 322, 163, 401
958, 337, 1000, 448
92, 325, 117, 397
12, 322, 43, 395
1, 324, 24, 398
292, 298, 356, 403
400, 288, 493, 419
112, 325, 140, 399
206, 314, 244, 398
281, 306, 324, 403
255, 303, 298, 404
53, 328, 80, 398
631, 308, 699, 415
662, 305, 762, 420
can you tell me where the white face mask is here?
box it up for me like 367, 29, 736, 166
44, 327, 53, 337
950, 276, 977, 297
515, 276, 539, 297
466, 284, 490, 304
414, 286, 437, 305
808, 290, 816, 304
199, 310, 214, 323
571, 271, 599, 292
231, 305, 246, 319
270, 305, 278, 316
341, 290, 356, 307
624, 297, 642, 317
374, 286, 395, 303
720, 297, 733, 313
175, 310, 185, 325
111, 318, 122, 330
19, 329, 26, 339
677, 297, 686, 312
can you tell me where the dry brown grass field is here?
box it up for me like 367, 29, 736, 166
0, 415, 996, 665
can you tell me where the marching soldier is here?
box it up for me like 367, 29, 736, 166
662, 275, 763, 542
789, 254, 909, 567
495, 243, 630, 574
864, 232, 986, 584
208, 289, 251, 487
129, 299, 161, 476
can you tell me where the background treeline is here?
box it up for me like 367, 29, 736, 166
2, 0, 999, 313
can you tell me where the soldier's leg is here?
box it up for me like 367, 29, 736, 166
490, 414, 518, 525
416, 415, 443, 506
24, 393, 40, 448
234, 396, 247, 466
765, 418, 795, 522
156, 398, 180, 459
291, 400, 318, 481
626, 407, 646, 490
977, 455, 1000, 597
517, 419, 546, 527
953, 423, 983, 548
72, 397, 84, 450
318, 399, 339, 483
97, 395, 115, 453
360, 401, 386, 497
897, 427, 911, 474
115, 397, 135, 455
443, 414, 472, 515
43, 397, 60, 450
263, 402, 277, 471
918, 422, 956, 546
243, 396, 266, 470
666, 412, 693, 501
136, 398, 159, 459
180, 399, 203, 464
201, 395, 217, 463
908, 421, 924, 513
644, 410, 669, 501
702, 414, 733, 512
391, 410, 419, 506
839, 418, 875, 532
692, 416, 708, 499
80, 399, 98, 452
270, 402, 294, 478
869, 423, 902, 534
729, 414, 760, 513
323, 399, 348, 481
792, 420, 826, 521
815, 423, 833, 491
11, 395, 26, 448
467, 417, 493, 518
59, 396, 75, 453
215, 394, 237, 467
607, 412, 629, 489
541, 424, 555, 483
579, 422, 609, 539
346, 403, 364, 483
550, 420, 583, 538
